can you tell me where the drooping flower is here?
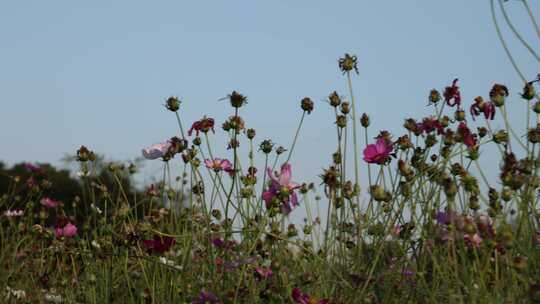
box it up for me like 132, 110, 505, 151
142, 142, 172, 160
40, 198, 60, 208
188, 117, 215, 136
470, 96, 496, 120
204, 158, 233, 173
443, 78, 461, 108
142, 235, 175, 254
55, 222, 77, 238
263, 163, 301, 215
363, 138, 393, 164
291, 288, 329, 304
4, 209, 24, 217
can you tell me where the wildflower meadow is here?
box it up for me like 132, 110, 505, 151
2, 2, 540, 303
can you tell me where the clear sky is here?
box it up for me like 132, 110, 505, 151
1, 1, 538, 187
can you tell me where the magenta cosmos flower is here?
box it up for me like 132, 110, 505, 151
263, 163, 301, 215
291, 288, 329, 304
363, 138, 393, 164
40, 198, 60, 208
142, 235, 175, 254
55, 222, 77, 238
204, 158, 233, 173
142, 141, 172, 160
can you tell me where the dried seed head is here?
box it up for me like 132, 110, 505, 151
165, 96, 181, 112
300, 97, 314, 114
228, 91, 248, 108
338, 53, 359, 74
259, 140, 274, 154
340, 102, 350, 115
329, 91, 341, 107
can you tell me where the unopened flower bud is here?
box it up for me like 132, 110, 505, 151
276, 146, 286, 155
534, 101, 540, 114
429, 89, 441, 104
246, 128, 256, 139
454, 110, 466, 122
259, 140, 274, 154
360, 113, 370, 128
527, 126, 540, 144
477, 127, 488, 138
192, 137, 201, 146
501, 187, 513, 202
336, 115, 347, 128
493, 130, 509, 144
340, 102, 350, 115
521, 82, 535, 100
329, 91, 341, 107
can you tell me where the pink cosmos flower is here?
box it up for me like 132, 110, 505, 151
55, 222, 77, 238
40, 198, 60, 208
204, 158, 233, 173
4, 209, 24, 217
291, 288, 329, 304
142, 142, 172, 160
363, 138, 393, 164
262, 163, 301, 215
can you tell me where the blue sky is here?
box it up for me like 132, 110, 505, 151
1, 1, 538, 187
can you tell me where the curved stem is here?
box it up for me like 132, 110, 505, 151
522, 0, 540, 39
498, 0, 540, 62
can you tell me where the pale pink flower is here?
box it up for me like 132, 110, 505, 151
204, 158, 233, 172
40, 198, 60, 208
363, 138, 393, 164
263, 163, 301, 214
55, 222, 77, 238
142, 142, 171, 160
